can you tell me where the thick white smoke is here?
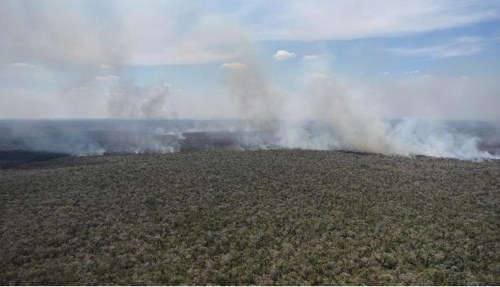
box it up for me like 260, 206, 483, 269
1, 1, 498, 160
388, 119, 498, 159
220, 58, 499, 160
108, 82, 176, 119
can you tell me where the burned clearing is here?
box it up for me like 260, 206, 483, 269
1, 150, 499, 285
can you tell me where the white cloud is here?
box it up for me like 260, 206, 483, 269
220, 62, 248, 70
310, 73, 329, 79
389, 37, 484, 59
251, 1, 499, 41
99, 64, 113, 70
93, 76, 108, 81
9, 62, 36, 69
273, 50, 297, 61
405, 70, 421, 75
94, 75, 120, 81
302, 55, 319, 60
379, 71, 391, 77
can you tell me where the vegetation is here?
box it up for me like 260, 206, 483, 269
0, 150, 68, 169
1, 150, 499, 285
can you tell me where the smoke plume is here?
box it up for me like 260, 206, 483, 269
108, 83, 175, 119
0, 1, 498, 160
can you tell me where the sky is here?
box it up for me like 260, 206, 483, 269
1, 0, 499, 120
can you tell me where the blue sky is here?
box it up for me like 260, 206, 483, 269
0, 0, 499, 119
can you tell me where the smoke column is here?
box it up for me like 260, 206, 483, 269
0, 1, 498, 160
220, 57, 499, 160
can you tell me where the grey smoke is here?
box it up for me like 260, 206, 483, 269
0, 1, 498, 160
220, 58, 282, 136
219, 59, 499, 159
108, 82, 175, 119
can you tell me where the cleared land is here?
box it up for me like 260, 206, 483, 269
0, 150, 499, 285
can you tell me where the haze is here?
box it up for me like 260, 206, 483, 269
1, 0, 499, 121
1, 0, 500, 159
